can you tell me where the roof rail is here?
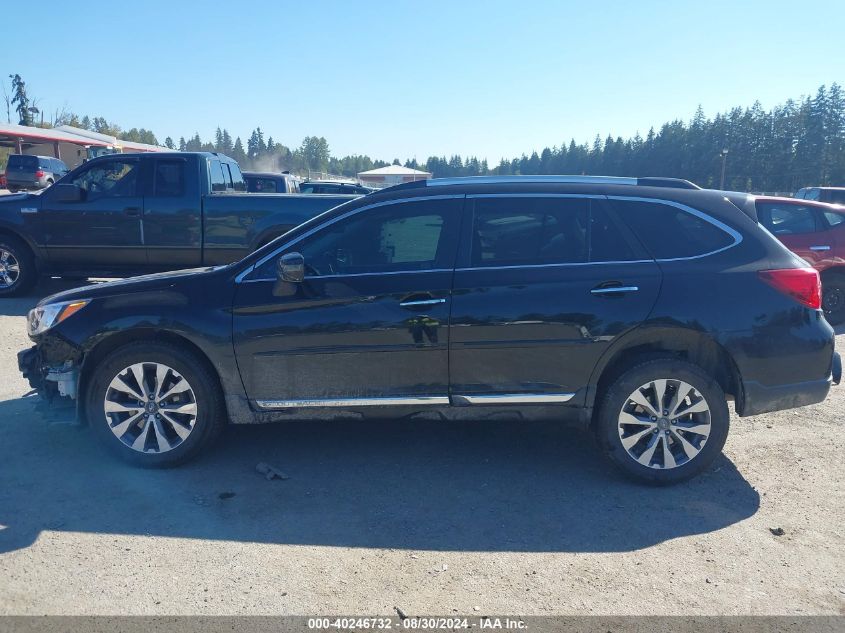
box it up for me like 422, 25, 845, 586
423, 175, 700, 190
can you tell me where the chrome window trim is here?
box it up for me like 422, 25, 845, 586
237, 192, 743, 282
235, 194, 465, 283
428, 175, 638, 187
242, 267, 454, 284
453, 393, 575, 404
455, 259, 654, 272
460, 193, 742, 268
256, 396, 450, 409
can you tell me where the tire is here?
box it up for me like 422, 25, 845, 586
595, 358, 730, 485
0, 234, 37, 297
822, 273, 845, 325
7, 187, 19, 193
86, 341, 226, 467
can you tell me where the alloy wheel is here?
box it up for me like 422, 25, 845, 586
104, 362, 198, 453
617, 378, 712, 469
0, 250, 21, 288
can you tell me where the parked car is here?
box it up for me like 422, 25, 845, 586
0, 152, 358, 296
4, 154, 69, 192
300, 180, 375, 194
733, 195, 845, 324
18, 175, 840, 484
795, 187, 845, 204
243, 171, 301, 193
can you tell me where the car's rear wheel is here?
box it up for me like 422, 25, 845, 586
822, 274, 845, 325
0, 235, 37, 297
87, 341, 226, 467
596, 358, 730, 484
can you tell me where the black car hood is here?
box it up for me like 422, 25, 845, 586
38, 266, 229, 306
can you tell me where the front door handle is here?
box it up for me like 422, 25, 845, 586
591, 284, 639, 295
399, 297, 447, 308
810, 245, 831, 251
124, 206, 142, 217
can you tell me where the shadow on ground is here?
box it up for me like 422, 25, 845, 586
0, 395, 760, 554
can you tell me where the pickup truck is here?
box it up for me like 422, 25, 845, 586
0, 152, 357, 296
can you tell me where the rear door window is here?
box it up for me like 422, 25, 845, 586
824, 211, 845, 227
756, 202, 822, 235
209, 160, 227, 193
227, 162, 246, 191
470, 197, 589, 266
612, 199, 735, 259
154, 160, 186, 197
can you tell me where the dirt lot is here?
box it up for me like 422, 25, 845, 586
0, 280, 843, 616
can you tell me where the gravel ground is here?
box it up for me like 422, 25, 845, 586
0, 280, 843, 616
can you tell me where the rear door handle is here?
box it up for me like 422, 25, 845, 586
591, 285, 639, 295
399, 297, 447, 308
124, 206, 142, 217
810, 245, 831, 251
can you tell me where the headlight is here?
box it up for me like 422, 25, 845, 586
27, 299, 90, 336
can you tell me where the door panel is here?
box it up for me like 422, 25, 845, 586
449, 262, 661, 398
233, 272, 452, 403
143, 157, 202, 268
39, 157, 146, 268
232, 196, 464, 405
449, 195, 661, 400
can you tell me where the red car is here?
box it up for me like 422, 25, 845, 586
752, 196, 845, 324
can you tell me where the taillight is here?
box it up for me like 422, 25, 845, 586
34, 170, 45, 178
758, 268, 821, 310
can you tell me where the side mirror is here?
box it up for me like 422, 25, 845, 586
50, 183, 83, 203
277, 252, 305, 283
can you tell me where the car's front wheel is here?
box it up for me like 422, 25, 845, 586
87, 341, 226, 467
595, 358, 730, 484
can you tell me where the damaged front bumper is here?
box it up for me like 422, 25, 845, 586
18, 346, 80, 401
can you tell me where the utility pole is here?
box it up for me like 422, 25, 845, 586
719, 148, 729, 190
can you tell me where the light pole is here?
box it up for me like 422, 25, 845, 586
719, 148, 729, 190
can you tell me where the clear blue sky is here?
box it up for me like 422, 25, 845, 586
3, 0, 843, 162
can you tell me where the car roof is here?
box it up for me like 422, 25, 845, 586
243, 171, 290, 178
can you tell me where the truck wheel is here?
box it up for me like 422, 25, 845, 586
0, 235, 37, 297
822, 274, 845, 325
595, 358, 730, 485
87, 341, 226, 467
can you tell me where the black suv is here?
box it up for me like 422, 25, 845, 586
18, 175, 840, 483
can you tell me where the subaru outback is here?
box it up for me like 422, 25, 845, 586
18, 175, 840, 484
